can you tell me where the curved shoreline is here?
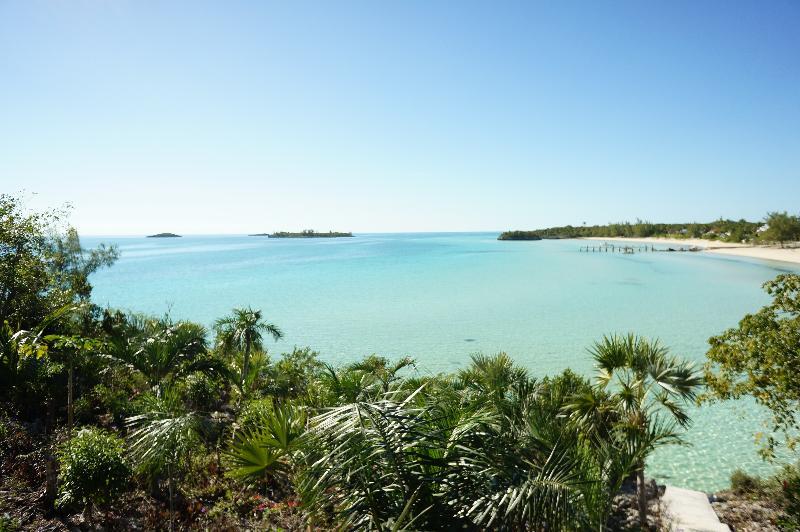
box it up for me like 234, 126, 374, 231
581, 236, 800, 266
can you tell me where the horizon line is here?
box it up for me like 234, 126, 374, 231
78, 230, 509, 237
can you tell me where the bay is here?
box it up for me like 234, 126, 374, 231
84, 232, 800, 490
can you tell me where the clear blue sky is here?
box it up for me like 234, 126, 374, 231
1, 1, 798, 235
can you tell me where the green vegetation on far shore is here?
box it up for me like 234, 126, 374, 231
250, 229, 353, 238
499, 212, 800, 244
497, 230, 542, 240
146, 232, 181, 238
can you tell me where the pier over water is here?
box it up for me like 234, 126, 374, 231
579, 243, 700, 254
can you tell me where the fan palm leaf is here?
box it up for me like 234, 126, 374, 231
226, 403, 306, 483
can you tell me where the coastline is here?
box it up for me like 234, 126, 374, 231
581, 236, 800, 266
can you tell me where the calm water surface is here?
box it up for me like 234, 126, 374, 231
84, 233, 800, 491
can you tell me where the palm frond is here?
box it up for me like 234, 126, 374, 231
226, 403, 306, 481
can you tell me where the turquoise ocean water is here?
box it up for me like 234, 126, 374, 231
83, 232, 800, 491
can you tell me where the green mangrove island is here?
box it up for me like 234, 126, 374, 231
497, 230, 542, 241
2, 194, 799, 531
251, 229, 354, 238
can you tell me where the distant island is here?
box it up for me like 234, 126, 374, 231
147, 232, 181, 238
250, 230, 353, 238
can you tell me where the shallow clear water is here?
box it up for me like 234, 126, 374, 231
84, 232, 800, 491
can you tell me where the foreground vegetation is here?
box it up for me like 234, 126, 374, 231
702, 271, 800, 530
711, 464, 800, 530
2, 194, 799, 530
499, 212, 800, 244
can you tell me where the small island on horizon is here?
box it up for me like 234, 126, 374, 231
250, 229, 353, 238
147, 232, 181, 238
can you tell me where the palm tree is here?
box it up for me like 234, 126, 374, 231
458, 352, 529, 398
298, 387, 459, 530
348, 354, 415, 393
316, 355, 416, 406
457, 352, 536, 425
8, 303, 81, 507
107, 313, 220, 393
215, 307, 282, 389
573, 334, 703, 529
126, 386, 203, 532
318, 362, 378, 404
449, 362, 608, 530
299, 380, 592, 530
44, 333, 103, 438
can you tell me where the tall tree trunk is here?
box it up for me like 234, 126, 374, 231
67, 359, 74, 439
637, 464, 648, 529
44, 399, 57, 509
45, 397, 55, 437
242, 333, 251, 390
83, 501, 93, 525
168, 462, 175, 532
45, 452, 57, 509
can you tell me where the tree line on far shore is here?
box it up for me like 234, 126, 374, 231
499, 211, 800, 244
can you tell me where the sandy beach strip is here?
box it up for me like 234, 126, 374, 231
581, 236, 800, 266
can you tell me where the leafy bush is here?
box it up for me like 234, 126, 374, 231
776, 463, 800, 529
238, 398, 274, 432
0, 513, 20, 532
705, 274, 800, 458
760, 211, 800, 246
730, 469, 761, 494
93, 382, 138, 424
726, 463, 800, 529
265, 347, 324, 401
185, 373, 223, 411
57, 427, 130, 513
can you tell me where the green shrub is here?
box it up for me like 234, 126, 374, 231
71, 381, 139, 426
727, 464, 800, 528
0, 513, 20, 532
57, 427, 130, 513
185, 373, 223, 410
238, 397, 274, 431
265, 347, 324, 400
73, 395, 93, 424
730, 469, 761, 494
776, 464, 800, 529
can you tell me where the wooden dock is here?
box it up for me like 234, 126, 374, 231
579, 243, 700, 254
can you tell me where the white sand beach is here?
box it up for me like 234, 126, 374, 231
582, 236, 800, 266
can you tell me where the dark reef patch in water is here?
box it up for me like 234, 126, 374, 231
617, 278, 644, 286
